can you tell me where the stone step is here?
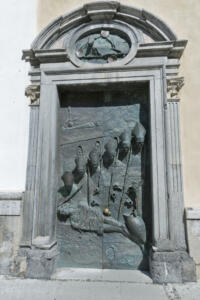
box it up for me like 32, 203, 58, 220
51, 268, 153, 283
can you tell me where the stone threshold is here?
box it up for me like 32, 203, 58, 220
51, 268, 152, 284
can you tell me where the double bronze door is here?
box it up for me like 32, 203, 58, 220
56, 88, 150, 270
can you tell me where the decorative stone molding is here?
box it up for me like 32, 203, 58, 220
21, 2, 187, 68
167, 77, 184, 100
138, 40, 187, 59
22, 41, 187, 68
22, 49, 69, 66
84, 1, 119, 20
22, 49, 39, 66
0, 192, 23, 216
30, 1, 177, 50
25, 85, 40, 106
66, 22, 139, 67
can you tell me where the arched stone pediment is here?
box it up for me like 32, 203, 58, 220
31, 1, 177, 51
23, 2, 187, 68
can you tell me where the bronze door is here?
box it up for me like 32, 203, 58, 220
57, 87, 151, 270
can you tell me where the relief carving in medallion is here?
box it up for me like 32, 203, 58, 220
75, 30, 130, 64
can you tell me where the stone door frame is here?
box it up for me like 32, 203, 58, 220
21, 60, 191, 282
20, 2, 196, 283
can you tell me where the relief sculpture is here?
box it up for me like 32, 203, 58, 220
75, 30, 130, 63
57, 89, 149, 269
57, 122, 147, 252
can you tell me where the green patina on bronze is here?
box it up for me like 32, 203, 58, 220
56, 86, 151, 270
75, 30, 130, 64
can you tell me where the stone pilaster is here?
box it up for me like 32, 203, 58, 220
32, 82, 59, 250
20, 86, 40, 247
150, 77, 196, 283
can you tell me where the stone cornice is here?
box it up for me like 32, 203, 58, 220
138, 40, 187, 59
22, 40, 187, 67
22, 49, 69, 66
25, 85, 40, 106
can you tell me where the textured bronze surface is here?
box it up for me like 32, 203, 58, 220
57, 87, 151, 270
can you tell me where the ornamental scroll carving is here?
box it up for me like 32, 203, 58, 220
25, 85, 40, 106
167, 77, 184, 100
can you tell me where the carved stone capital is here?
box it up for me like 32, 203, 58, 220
25, 85, 40, 106
167, 77, 184, 101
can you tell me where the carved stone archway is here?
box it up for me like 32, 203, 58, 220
20, 1, 196, 283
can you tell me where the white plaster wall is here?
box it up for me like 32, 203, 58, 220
0, 0, 37, 191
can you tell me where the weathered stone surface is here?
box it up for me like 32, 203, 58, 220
197, 265, 200, 282
0, 192, 22, 200
150, 250, 196, 283
25, 247, 57, 279
186, 208, 200, 266
0, 277, 200, 300
185, 207, 200, 281
0, 225, 13, 274
11, 256, 27, 277
0, 216, 22, 276
0, 193, 22, 217
186, 208, 200, 220
52, 268, 152, 283
0, 201, 21, 216
150, 251, 182, 283
173, 283, 200, 300
0, 278, 169, 300
180, 251, 196, 282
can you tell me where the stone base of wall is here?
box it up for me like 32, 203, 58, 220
0, 193, 200, 283
185, 207, 200, 282
149, 249, 196, 283
196, 265, 200, 282
0, 192, 23, 276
